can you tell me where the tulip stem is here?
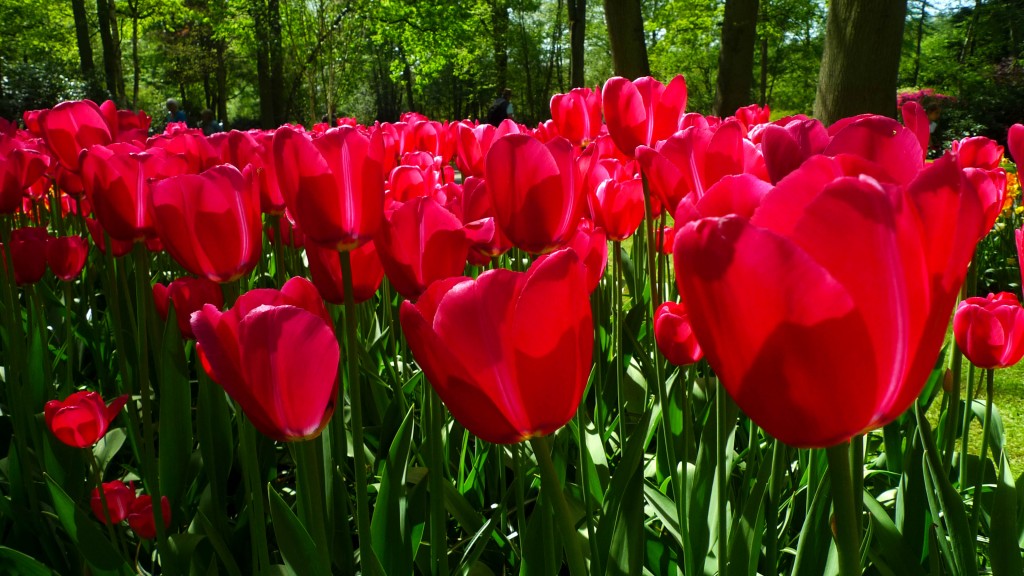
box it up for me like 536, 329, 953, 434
62, 282, 75, 396
529, 436, 587, 576
238, 417, 271, 574
826, 441, 862, 576
970, 368, 995, 535
944, 342, 964, 472
88, 450, 128, 561
427, 387, 449, 576
294, 438, 331, 572
612, 241, 625, 443
340, 251, 379, 575
959, 363, 978, 489
132, 242, 168, 554
716, 381, 729, 576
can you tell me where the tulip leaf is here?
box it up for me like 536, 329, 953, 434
267, 483, 330, 576
727, 442, 772, 576
194, 507, 243, 576
895, 432, 928, 565
990, 454, 1023, 576
863, 491, 926, 576
917, 409, 978, 576
92, 428, 125, 475
0, 546, 56, 576
370, 406, 419, 576
44, 474, 131, 575
791, 470, 832, 576
643, 482, 682, 550
197, 371, 234, 518
520, 489, 557, 576
969, 398, 1007, 461
159, 304, 193, 509
596, 410, 649, 576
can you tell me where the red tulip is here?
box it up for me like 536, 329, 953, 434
758, 118, 830, 184
150, 165, 262, 283
485, 135, 585, 254
46, 235, 88, 281
375, 197, 471, 300
80, 143, 189, 242
44, 391, 129, 448
0, 137, 50, 213
534, 219, 607, 293
306, 240, 385, 304
674, 141, 994, 447
191, 277, 339, 441
589, 176, 644, 241
954, 292, 1024, 369
823, 116, 924, 185
273, 126, 386, 251
399, 249, 592, 444
91, 480, 136, 524
153, 277, 224, 339
147, 129, 220, 174
900, 101, 930, 160
732, 103, 771, 131
601, 75, 688, 157
85, 217, 134, 257
39, 100, 113, 172
127, 495, 171, 540
5, 227, 48, 285
654, 301, 704, 366
1009, 124, 1024, 167
550, 86, 602, 146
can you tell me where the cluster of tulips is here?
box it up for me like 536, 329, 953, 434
2, 74, 1024, 575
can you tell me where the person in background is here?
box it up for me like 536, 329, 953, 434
200, 109, 224, 136
166, 98, 187, 124
486, 88, 514, 126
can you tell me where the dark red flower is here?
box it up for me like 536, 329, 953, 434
91, 480, 136, 525
45, 235, 88, 281
153, 277, 225, 339
954, 292, 1024, 369
654, 301, 703, 366
305, 240, 384, 305
44, 391, 129, 448
127, 495, 171, 540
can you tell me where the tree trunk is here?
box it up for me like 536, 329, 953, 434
96, 0, 127, 106
71, 0, 97, 86
268, 0, 286, 124
813, 0, 908, 125
216, 42, 228, 123
252, 0, 275, 127
602, 0, 650, 78
759, 20, 768, 105
714, 0, 760, 117
912, 0, 926, 86
129, 0, 141, 109
491, 0, 510, 92
567, 0, 586, 87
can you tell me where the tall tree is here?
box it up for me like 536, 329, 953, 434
714, 0, 760, 116
491, 0, 510, 92
96, 0, 127, 106
603, 0, 650, 78
70, 0, 96, 86
567, 0, 586, 87
813, 0, 908, 125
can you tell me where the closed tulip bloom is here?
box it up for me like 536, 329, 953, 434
306, 240, 385, 304
954, 292, 1024, 369
46, 235, 88, 281
191, 277, 339, 441
590, 177, 645, 241
1009, 124, 1023, 167
91, 480, 136, 524
85, 217, 134, 257
674, 137, 995, 447
6, 226, 48, 285
654, 301, 703, 366
485, 135, 585, 254
44, 391, 129, 448
273, 126, 386, 251
601, 75, 688, 157
400, 249, 592, 444
39, 100, 113, 173
153, 277, 224, 339
127, 495, 171, 540
81, 143, 189, 242
150, 165, 262, 283
0, 137, 49, 213
550, 86, 602, 146
376, 197, 471, 300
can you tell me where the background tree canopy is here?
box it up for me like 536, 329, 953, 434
0, 0, 1019, 143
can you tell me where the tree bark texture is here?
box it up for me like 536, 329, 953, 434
603, 0, 650, 79
813, 0, 908, 125
96, 0, 127, 106
491, 0, 510, 92
252, 0, 275, 127
568, 0, 586, 87
71, 0, 95, 79
714, 0, 760, 117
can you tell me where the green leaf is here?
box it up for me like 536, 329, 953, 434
990, 454, 1023, 576
728, 442, 772, 576
791, 469, 832, 576
44, 474, 131, 574
267, 484, 330, 576
158, 304, 193, 508
0, 546, 55, 576
370, 406, 418, 576
194, 507, 242, 576
863, 492, 926, 576
597, 411, 650, 576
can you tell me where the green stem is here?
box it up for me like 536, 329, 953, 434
294, 438, 330, 571
851, 435, 863, 539
969, 368, 995, 535
959, 364, 978, 489
529, 436, 587, 576
576, 404, 600, 574
612, 241, 625, 443
944, 342, 964, 472
765, 439, 783, 576
826, 441, 862, 576
427, 388, 448, 576
512, 445, 529, 564
132, 243, 168, 554
340, 251, 377, 574
62, 282, 75, 396
716, 381, 729, 576
238, 417, 271, 574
